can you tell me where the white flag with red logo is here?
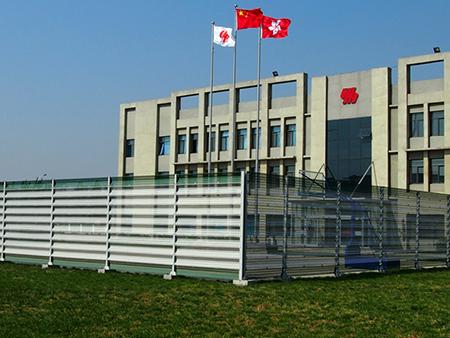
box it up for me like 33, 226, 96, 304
213, 26, 235, 47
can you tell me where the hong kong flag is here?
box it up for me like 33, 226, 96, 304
236, 8, 263, 30
261, 16, 291, 39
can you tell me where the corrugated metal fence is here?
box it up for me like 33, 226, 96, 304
0, 174, 245, 280
1, 172, 449, 282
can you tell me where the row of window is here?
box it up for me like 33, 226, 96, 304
125, 124, 297, 158
409, 111, 444, 137
409, 158, 444, 184
175, 163, 296, 177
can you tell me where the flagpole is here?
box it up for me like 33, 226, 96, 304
231, 4, 238, 173
208, 21, 215, 174
255, 25, 262, 174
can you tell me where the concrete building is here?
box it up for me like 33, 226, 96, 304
118, 52, 450, 193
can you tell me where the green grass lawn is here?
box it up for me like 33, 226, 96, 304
0, 263, 449, 337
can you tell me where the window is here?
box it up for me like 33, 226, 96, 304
269, 165, 280, 175
430, 111, 444, 136
285, 165, 295, 176
410, 113, 423, 137
125, 139, 135, 158
430, 158, 444, 183
190, 133, 198, 153
285, 124, 296, 146
158, 136, 170, 155
206, 131, 216, 152
237, 129, 247, 150
251, 127, 261, 149
409, 159, 423, 184
220, 130, 229, 151
270, 126, 281, 147
177, 135, 186, 154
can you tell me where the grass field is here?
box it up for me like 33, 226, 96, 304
0, 263, 449, 337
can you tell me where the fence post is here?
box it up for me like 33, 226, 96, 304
238, 171, 247, 281
169, 174, 178, 278
446, 195, 450, 268
378, 187, 385, 272
334, 182, 342, 277
47, 180, 55, 266
281, 175, 289, 280
415, 191, 421, 270
102, 177, 112, 272
0, 182, 6, 262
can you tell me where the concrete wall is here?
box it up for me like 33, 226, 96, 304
117, 52, 450, 195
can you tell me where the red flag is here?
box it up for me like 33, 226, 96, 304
236, 8, 263, 30
261, 16, 291, 39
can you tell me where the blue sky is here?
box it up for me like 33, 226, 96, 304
0, 0, 449, 181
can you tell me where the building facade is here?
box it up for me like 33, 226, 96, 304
118, 52, 450, 193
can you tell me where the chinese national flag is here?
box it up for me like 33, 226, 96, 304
236, 8, 263, 30
261, 16, 291, 39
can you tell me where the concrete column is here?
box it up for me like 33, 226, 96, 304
261, 82, 270, 159
229, 85, 236, 172
280, 117, 286, 157
310, 76, 327, 176
371, 67, 390, 187
169, 94, 178, 175
117, 106, 126, 176
295, 74, 307, 175
445, 150, 450, 194
423, 151, 430, 192
198, 90, 206, 161
423, 103, 430, 149
397, 59, 409, 189
135, 101, 158, 176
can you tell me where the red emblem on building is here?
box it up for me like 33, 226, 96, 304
340, 87, 359, 105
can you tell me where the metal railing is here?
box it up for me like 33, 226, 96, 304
244, 173, 450, 281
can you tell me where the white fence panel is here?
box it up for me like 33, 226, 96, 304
0, 174, 246, 280
3, 188, 51, 260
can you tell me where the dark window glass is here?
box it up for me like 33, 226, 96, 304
285, 124, 296, 146
177, 135, 186, 154
206, 131, 216, 152
251, 127, 261, 149
409, 159, 424, 184
430, 111, 444, 136
430, 158, 444, 183
270, 126, 281, 147
237, 129, 247, 150
268, 165, 280, 188
190, 133, 198, 153
269, 165, 280, 175
220, 131, 229, 151
125, 139, 135, 158
285, 165, 295, 176
159, 136, 170, 155
410, 113, 424, 137
326, 117, 371, 184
